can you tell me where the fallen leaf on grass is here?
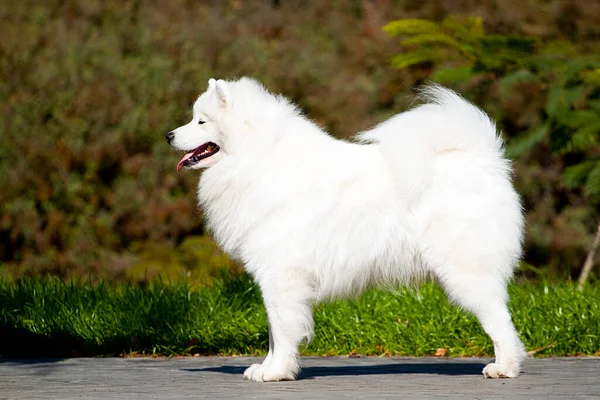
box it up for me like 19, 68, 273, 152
527, 343, 556, 356
435, 348, 448, 357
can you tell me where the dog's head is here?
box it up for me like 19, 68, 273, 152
166, 78, 237, 171
167, 77, 295, 171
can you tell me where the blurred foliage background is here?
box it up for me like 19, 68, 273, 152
1, 0, 599, 283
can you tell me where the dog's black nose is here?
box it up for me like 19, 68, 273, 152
166, 131, 175, 144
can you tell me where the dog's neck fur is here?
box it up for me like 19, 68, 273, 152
197, 93, 379, 264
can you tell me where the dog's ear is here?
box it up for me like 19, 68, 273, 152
215, 79, 230, 108
208, 78, 216, 90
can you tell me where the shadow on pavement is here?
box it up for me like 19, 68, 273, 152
183, 362, 486, 379
0, 324, 89, 358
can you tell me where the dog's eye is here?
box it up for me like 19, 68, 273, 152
198, 120, 205, 125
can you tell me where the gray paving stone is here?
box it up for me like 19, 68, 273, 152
0, 356, 598, 399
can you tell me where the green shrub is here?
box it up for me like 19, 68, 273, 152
1, 2, 598, 280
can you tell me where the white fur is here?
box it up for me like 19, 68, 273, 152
168, 78, 526, 382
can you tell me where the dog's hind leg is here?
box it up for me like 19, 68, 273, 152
436, 269, 526, 378
243, 270, 314, 382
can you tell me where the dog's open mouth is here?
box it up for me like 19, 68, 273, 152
177, 142, 220, 171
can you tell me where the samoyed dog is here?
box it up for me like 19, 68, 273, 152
166, 77, 526, 382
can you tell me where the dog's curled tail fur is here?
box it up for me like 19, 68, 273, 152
358, 84, 505, 158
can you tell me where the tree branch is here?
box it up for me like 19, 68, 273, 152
577, 223, 600, 291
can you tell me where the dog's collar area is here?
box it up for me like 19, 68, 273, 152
177, 142, 220, 171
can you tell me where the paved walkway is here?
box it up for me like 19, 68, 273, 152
1, 356, 599, 399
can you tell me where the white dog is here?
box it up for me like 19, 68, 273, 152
166, 78, 526, 382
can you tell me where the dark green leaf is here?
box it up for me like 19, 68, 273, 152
506, 124, 550, 158
390, 51, 435, 69
584, 162, 600, 197
431, 65, 474, 84
498, 69, 541, 87
562, 161, 597, 188
546, 86, 565, 117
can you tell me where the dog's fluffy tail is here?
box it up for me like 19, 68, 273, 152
357, 84, 505, 158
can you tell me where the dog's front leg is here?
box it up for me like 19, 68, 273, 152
244, 272, 314, 382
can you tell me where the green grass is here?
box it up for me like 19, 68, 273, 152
1, 275, 598, 358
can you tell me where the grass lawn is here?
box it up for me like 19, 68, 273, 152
0, 275, 598, 358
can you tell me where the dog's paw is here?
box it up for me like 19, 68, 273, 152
243, 364, 262, 381
243, 364, 296, 382
482, 362, 519, 379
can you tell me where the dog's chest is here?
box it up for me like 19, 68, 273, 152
197, 171, 274, 258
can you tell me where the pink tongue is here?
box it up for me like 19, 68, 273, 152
177, 151, 195, 171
